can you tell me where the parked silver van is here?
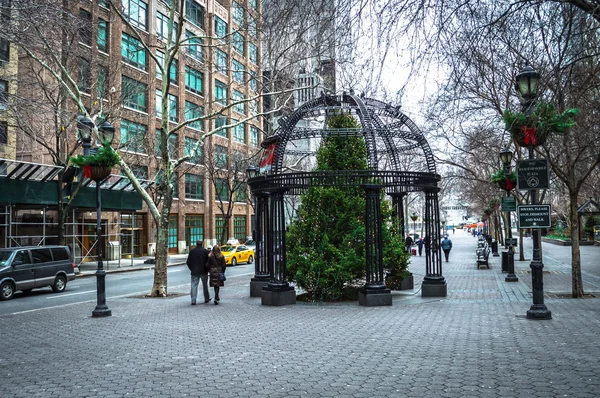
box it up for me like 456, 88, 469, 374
0, 246, 76, 300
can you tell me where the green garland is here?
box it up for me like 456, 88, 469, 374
490, 168, 517, 184
502, 101, 579, 139
70, 142, 120, 168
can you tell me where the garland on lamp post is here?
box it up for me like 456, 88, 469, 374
491, 167, 518, 191
70, 142, 120, 181
502, 102, 579, 147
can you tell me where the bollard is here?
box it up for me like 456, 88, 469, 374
501, 251, 508, 273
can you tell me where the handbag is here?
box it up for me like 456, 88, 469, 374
219, 272, 226, 282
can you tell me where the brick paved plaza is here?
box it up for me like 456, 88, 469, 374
1, 231, 599, 397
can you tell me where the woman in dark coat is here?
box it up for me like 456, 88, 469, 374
208, 245, 226, 305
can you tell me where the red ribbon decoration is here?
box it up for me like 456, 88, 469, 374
504, 179, 514, 191
522, 126, 537, 145
83, 165, 92, 179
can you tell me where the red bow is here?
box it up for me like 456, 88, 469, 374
522, 126, 537, 145
83, 165, 92, 179
504, 179, 514, 191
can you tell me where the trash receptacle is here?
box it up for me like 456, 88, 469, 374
107, 241, 120, 261
501, 251, 508, 273
491, 240, 499, 256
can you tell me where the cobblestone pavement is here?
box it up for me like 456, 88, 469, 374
1, 232, 599, 397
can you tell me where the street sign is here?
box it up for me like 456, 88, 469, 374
517, 205, 552, 229
505, 238, 518, 246
501, 196, 516, 212
517, 159, 549, 190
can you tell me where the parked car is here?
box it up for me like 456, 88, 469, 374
243, 239, 256, 251
220, 245, 254, 266
0, 246, 76, 300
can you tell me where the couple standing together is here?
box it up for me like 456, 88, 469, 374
187, 241, 226, 306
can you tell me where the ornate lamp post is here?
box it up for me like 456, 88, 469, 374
246, 166, 270, 297
514, 66, 551, 319
499, 148, 518, 282
77, 116, 115, 318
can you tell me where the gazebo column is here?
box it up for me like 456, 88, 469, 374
422, 190, 447, 297
262, 188, 296, 306
250, 191, 270, 297
390, 192, 407, 237
359, 184, 392, 306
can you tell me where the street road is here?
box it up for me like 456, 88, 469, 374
0, 263, 254, 316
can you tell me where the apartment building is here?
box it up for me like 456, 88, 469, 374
4, 0, 263, 258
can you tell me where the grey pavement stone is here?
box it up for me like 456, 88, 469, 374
1, 232, 600, 397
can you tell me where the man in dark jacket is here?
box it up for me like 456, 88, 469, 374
187, 240, 210, 305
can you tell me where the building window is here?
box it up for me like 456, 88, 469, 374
215, 179, 229, 201
185, 215, 204, 249
214, 48, 228, 74
0, 39, 8, 64
122, 32, 147, 71
128, 165, 148, 179
98, 19, 109, 53
123, 0, 147, 30
232, 32, 245, 56
155, 130, 179, 158
185, 174, 204, 200
232, 59, 245, 84
184, 136, 202, 163
185, 65, 203, 95
233, 121, 245, 143
0, 122, 7, 145
249, 42, 258, 65
121, 75, 147, 112
234, 216, 246, 241
214, 16, 228, 39
215, 215, 225, 244
249, 70, 257, 91
156, 90, 178, 122
156, 51, 178, 83
214, 80, 227, 105
232, 2, 244, 25
247, 15, 257, 38
185, 101, 204, 130
249, 0, 257, 10
214, 145, 228, 168
78, 9, 92, 46
250, 125, 259, 146
233, 90, 245, 114
77, 58, 91, 94
185, 0, 204, 29
168, 215, 178, 248
215, 116, 228, 138
120, 119, 147, 153
185, 31, 203, 62
0, 80, 7, 110
157, 12, 178, 44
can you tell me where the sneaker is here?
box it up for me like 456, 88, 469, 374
204, 298, 212, 303
191, 302, 196, 306
214, 300, 219, 305
215, 297, 220, 302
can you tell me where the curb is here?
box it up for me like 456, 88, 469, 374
76, 261, 187, 278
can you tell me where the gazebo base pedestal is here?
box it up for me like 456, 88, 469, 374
261, 286, 296, 306
250, 278, 270, 297
422, 277, 447, 297
359, 288, 392, 306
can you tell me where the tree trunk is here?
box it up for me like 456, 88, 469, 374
569, 191, 584, 298
518, 229, 525, 261
150, 218, 169, 296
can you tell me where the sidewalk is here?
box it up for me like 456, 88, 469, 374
3, 231, 600, 397
76, 253, 188, 276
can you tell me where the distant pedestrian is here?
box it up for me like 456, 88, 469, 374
416, 238, 424, 256
405, 235, 414, 253
441, 236, 453, 262
208, 245, 227, 305
186, 240, 211, 305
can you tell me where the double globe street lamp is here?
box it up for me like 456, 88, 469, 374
77, 116, 115, 318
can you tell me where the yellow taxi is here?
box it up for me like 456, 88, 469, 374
220, 244, 255, 266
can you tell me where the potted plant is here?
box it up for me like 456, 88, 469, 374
491, 168, 517, 191
502, 102, 579, 147
69, 142, 120, 181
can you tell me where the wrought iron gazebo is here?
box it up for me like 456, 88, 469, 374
247, 93, 447, 306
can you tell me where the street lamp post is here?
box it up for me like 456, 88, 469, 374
77, 116, 115, 318
514, 66, 551, 319
499, 148, 518, 282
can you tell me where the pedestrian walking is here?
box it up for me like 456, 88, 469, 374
441, 235, 453, 262
186, 240, 211, 305
405, 235, 414, 253
208, 245, 227, 305
416, 237, 424, 256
